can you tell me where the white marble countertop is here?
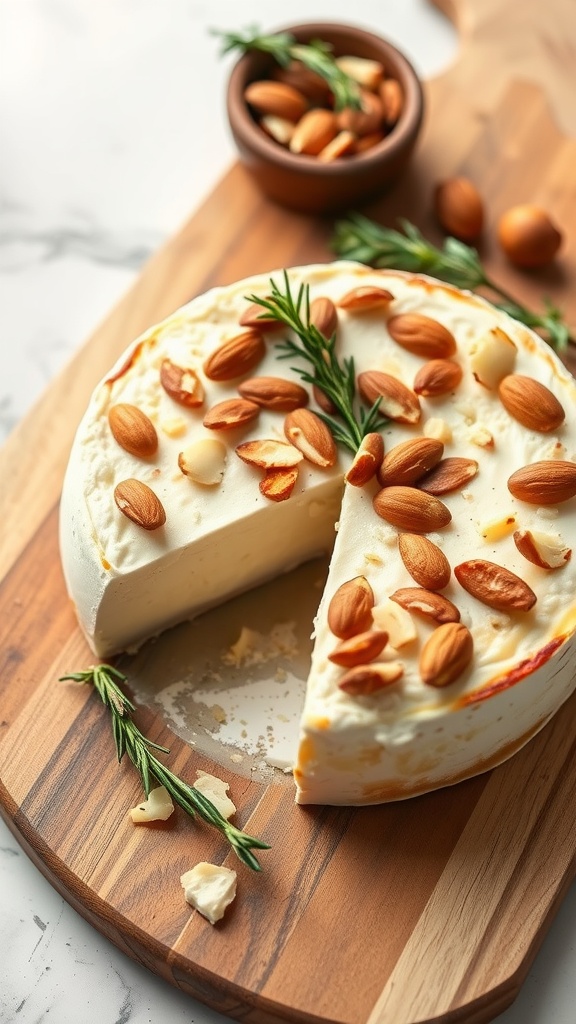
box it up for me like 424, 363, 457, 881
1, 2, 576, 1021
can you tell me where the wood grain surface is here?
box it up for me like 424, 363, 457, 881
2, 2, 576, 1022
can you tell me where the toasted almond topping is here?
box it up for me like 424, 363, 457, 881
284, 408, 337, 468
413, 359, 463, 397
387, 314, 457, 359
259, 466, 299, 502
238, 302, 284, 329
513, 529, 571, 570
507, 461, 576, 505
335, 55, 384, 91
328, 629, 389, 668
114, 478, 166, 530
310, 296, 339, 339
160, 359, 205, 408
238, 376, 309, 411
470, 327, 517, 390
418, 457, 479, 495
338, 661, 404, 696
337, 286, 395, 312
374, 486, 452, 532
235, 438, 303, 470
244, 80, 308, 122
338, 88, 383, 136
498, 375, 565, 432
108, 403, 158, 458
203, 329, 266, 381
398, 534, 451, 591
379, 77, 404, 126
372, 599, 417, 648
346, 432, 384, 487
357, 371, 421, 424
420, 623, 474, 688
454, 559, 537, 611
203, 398, 260, 430
328, 576, 374, 639
377, 437, 444, 487
390, 587, 460, 624
178, 438, 227, 486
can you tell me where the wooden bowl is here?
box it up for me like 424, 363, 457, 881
226, 22, 425, 214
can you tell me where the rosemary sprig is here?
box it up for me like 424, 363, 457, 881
213, 26, 361, 111
332, 213, 571, 352
246, 271, 385, 453
60, 664, 269, 871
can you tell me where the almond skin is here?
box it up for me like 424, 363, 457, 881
114, 478, 166, 530
377, 437, 444, 487
507, 460, 576, 505
413, 359, 463, 397
390, 587, 460, 624
338, 661, 404, 696
497, 204, 562, 268
380, 78, 404, 126
108, 403, 158, 458
328, 629, 389, 668
420, 623, 474, 688
398, 534, 451, 590
418, 457, 479, 495
498, 374, 565, 433
203, 398, 260, 430
434, 177, 484, 242
289, 108, 338, 155
312, 383, 338, 414
203, 330, 266, 381
259, 466, 299, 502
387, 314, 457, 359
272, 61, 330, 105
346, 432, 384, 487
238, 376, 309, 411
160, 359, 204, 408
284, 408, 337, 468
238, 302, 283, 330
310, 296, 338, 339
235, 438, 303, 469
374, 486, 452, 532
328, 576, 374, 639
244, 80, 308, 123
337, 286, 394, 313
454, 559, 537, 612
513, 529, 572, 570
338, 88, 383, 136
357, 371, 421, 425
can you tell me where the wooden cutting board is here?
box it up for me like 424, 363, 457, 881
2, 1, 576, 1021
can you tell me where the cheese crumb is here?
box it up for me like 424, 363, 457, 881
130, 785, 174, 823
193, 770, 236, 819
181, 863, 237, 924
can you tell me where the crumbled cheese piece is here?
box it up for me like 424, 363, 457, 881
193, 770, 236, 819
423, 417, 453, 444
181, 863, 237, 924
130, 785, 174, 823
160, 416, 187, 438
222, 623, 298, 667
469, 425, 495, 449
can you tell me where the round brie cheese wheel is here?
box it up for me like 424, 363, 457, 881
60, 262, 576, 805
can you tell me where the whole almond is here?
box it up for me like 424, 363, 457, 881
337, 286, 394, 313
378, 437, 444, 487
310, 296, 338, 339
203, 398, 260, 430
420, 622, 474, 688
236, 438, 303, 469
160, 359, 204, 408
418, 457, 479, 495
238, 302, 283, 329
238, 376, 309, 411
513, 529, 572, 570
454, 559, 537, 612
313, 383, 338, 414
272, 61, 330, 105
335, 55, 384, 91
244, 80, 308, 123
114, 478, 166, 530
328, 629, 389, 668
434, 177, 484, 242
290, 108, 338, 155
357, 370, 421, 424
328, 576, 374, 639
507, 460, 576, 505
260, 115, 295, 146
497, 204, 562, 268
373, 486, 452, 532
498, 374, 565, 432
338, 661, 404, 696
338, 88, 383, 136
108, 403, 158, 458
318, 130, 356, 162
379, 78, 404, 126
203, 330, 266, 381
353, 130, 385, 154
260, 466, 299, 502
284, 408, 337, 468
387, 314, 457, 359
413, 359, 463, 397
346, 432, 384, 487
398, 534, 451, 590
390, 587, 460, 624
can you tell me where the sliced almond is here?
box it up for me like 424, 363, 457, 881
108, 403, 158, 458
244, 80, 308, 123
372, 599, 417, 648
377, 437, 443, 487
390, 587, 460, 624
379, 78, 404, 126
513, 529, 571, 570
419, 623, 473, 688
260, 115, 295, 146
337, 286, 394, 313
178, 438, 227, 486
338, 661, 404, 696
328, 629, 389, 668
335, 55, 384, 91
418, 457, 479, 495
346, 432, 384, 487
284, 408, 337, 468
398, 534, 451, 590
413, 359, 463, 397
203, 398, 260, 431
160, 359, 204, 408
238, 376, 309, 411
357, 370, 421, 425
470, 327, 517, 390
328, 576, 374, 639
238, 302, 283, 329
387, 314, 457, 359
203, 329, 266, 381
114, 478, 166, 530
374, 486, 452, 532
507, 460, 576, 505
338, 88, 383, 136
498, 374, 565, 432
235, 438, 303, 470
289, 108, 338, 155
310, 296, 338, 339
454, 559, 537, 611
260, 466, 299, 502
317, 130, 356, 162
